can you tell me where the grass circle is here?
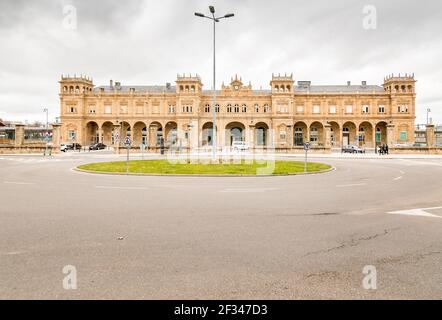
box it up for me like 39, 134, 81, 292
77, 160, 332, 176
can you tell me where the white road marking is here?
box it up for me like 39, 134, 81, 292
95, 186, 148, 190
336, 183, 366, 188
393, 176, 403, 181
388, 207, 442, 218
3, 181, 36, 185
220, 188, 277, 193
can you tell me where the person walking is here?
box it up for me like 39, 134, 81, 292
386, 144, 389, 155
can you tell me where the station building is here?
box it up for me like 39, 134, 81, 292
59, 73, 416, 152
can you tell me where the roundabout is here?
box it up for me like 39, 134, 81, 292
76, 160, 332, 176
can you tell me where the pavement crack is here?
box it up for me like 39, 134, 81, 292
302, 227, 401, 258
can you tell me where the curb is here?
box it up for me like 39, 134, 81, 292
73, 164, 336, 178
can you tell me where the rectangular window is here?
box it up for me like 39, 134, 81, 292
329, 106, 336, 114
215, 105, 220, 113
152, 105, 160, 114
263, 105, 270, 113
68, 107, 77, 113
400, 131, 408, 141
362, 105, 369, 114
120, 105, 128, 114
136, 105, 144, 114
313, 105, 320, 114
345, 105, 353, 114
168, 105, 175, 114
254, 105, 259, 113
68, 130, 76, 140
104, 105, 112, 114
296, 106, 304, 113
378, 105, 385, 113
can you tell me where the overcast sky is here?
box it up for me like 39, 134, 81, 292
0, 0, 441, 124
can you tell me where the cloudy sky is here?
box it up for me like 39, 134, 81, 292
0, 0, 441, 124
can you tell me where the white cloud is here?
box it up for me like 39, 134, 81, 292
0, 0, 441, 124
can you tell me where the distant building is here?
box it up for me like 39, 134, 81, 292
59, 73, 417, 150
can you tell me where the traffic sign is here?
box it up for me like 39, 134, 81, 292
304, 142, 310, 151
124, 137, 131, 147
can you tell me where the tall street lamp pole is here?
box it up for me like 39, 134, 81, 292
43, 108, 49, 129
195, 6, 234, 160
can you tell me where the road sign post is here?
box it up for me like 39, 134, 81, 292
140, 143, 146, 160
124, 137, 131, 174
304, 142, 310, 173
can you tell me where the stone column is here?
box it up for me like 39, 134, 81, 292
98, 128, 103, 143
286, 125, 293, 148
249, 125, 255, 149
149, 125, 157, 147
387, 124, 395, 147
426, 124, 435, 147
15, 124, 25, 147
51, 124, 62, 149
324, 124, 332, 149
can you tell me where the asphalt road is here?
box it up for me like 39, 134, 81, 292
0, 152, 441, 299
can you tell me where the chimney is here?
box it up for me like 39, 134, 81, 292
362, 81, 367, 86
110, 80, 113, 88
115, 82, 121, 90
347, 81, 351, 86
166, 82, 171, 90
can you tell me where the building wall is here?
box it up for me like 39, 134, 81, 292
59, 74, 416, 150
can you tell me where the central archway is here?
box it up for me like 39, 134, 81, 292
255, 122, 269, 146
225, 122, 246, 146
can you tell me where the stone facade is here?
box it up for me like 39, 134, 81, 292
59, 73, 416, 151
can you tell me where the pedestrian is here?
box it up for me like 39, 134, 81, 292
386, 144, 389, 155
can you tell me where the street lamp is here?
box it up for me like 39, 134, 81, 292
427, 108, 431, 125
43, 108, 49, 129
195, 6, 234, 160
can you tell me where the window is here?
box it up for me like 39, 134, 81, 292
242, 105, 247, 113
296, 106, 304, 113
168, 105, 175, 114
278, 105, 288, 113
89, 106, 96, 114
398, 105, 409, 113
310, 127, 319, 143
234, 104, 240, 113
104, 105, 112, 114
204, 104, 210, 113
215, 104, 220, 113
378, 105, 385, 113
345, 105, 353, 114
136, 105, 144, 114
120, 105, 128, 114
263, 105, 270, 113
68, 130, 76, 140
400, 131, 408, 141
362, 105, 369, 114
313, 105, 320, 114
227, 104, 232, 113
68, 107, 77, 113
254, 104, 259, 113
329, 106, 336, 114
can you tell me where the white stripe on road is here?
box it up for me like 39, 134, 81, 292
95, 186, 148, 190
388, 208, 442, 218
3, 181, 36, 185
393, 176, 403, 181
336, 183, 366, 188
220, 188, 278, 193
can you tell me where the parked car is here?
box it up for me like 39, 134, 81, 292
60, 144, 68, 152
89, 143, 107, 151
65, 143, 82, 151
232, 141, 249, 151
342, 145, 365, 154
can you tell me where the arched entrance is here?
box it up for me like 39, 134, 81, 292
329, 122, 340, 147
202, 122, 216, 146
226, 122, 245, 146
310, 122, 324, 146
165, 122, 178, 146
102, 121, 114, 145
133, 122, 147, 146
342, 122, 357, 146
149, 122, 163, 147
255, 122, 269, 147
375, 121, 388, 145
86, 121, 99, 145
359, 122, 374, 147
294, 122, 308, 146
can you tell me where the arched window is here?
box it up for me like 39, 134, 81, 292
204, 104, 210, 113
254, 104, 259, 113
242, 104, 247, 113
234, 104, 240, 113
227, 104, 232, 113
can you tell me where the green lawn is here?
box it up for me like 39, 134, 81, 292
78, 160, 332, 176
